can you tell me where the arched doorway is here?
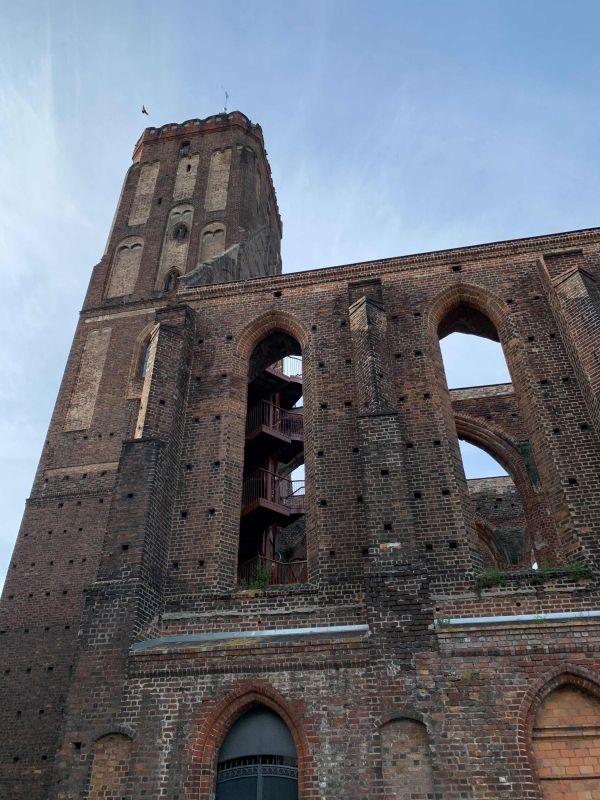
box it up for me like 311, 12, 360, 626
215, 706, 298, 799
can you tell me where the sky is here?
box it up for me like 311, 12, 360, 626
0, 0, 599, 588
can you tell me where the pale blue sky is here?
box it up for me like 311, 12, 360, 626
1, 0, 598, 587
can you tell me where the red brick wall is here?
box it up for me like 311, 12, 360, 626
1, 114, 600, 799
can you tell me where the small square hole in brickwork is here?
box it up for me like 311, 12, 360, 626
381, 469, 389, 476
198, 559, 205, 567
425, 543, 433, 551
568, 478, 578, 485
448, 540, 458, 549
127, 492, 134, 499
580, 422, 589, 431
414, 349, 422, 356
317, 450, 324, 457
562, 376, 570, 382
98, 499, 103, 504
383, 523, 392, 531
25, 667, 31, 673
213, 461, 221, 468
452, 264, 462, 273
186, 463, 192, 470
553, 428, 561, 434
485, 414, 493, 421
413, 491, 422, 499
345, 358, 352, 364
197, 338, 204, 344
414, 311, 421, 317
73, 742, 82, 750
320, 403, 328, 409
172, 561, 179, 570
539, 379, 549, 386
157, 197, 162, 205
352, 447, 359, 453
442, 489, 450, 496
319, 499, 328, 507
506, 298, 513, 304
340, 320, 346, 327
121, 544, 129, 551
549, 332, 556, 339
357, 495, 363, 503
208, 508, 215, 516
181, 510, 188, 519
344, 400, 352, 407
406, 442, 414, 449
194, 417, 200, 423
226, 334, 233, 341
12, 757, 19, 763
398, 396, 406, 403
318, 361, 325, 368
221, 373, 228, 379
311, 324, 317, 331
433, 440, 441, 446
159, 398, 166, 406
273, 290, 282, 298
58, 502, 63, 508
527, 336, 535, 342
329, 549, 336, 557
423, 392, 431, 399
361, 547, 369, 556
395, 353, 402, 360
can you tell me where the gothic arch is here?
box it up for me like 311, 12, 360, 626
185, 680, 318, 800
236, 310, 311, 362
426, 281, 514, 343
425, 282, 566, 563
127, 320, 159, 388
517, 667, 600, 800
106, 235, 144, 298
455, 413, 545, 563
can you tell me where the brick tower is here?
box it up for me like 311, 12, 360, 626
2, 112, 600, 800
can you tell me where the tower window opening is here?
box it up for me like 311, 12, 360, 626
173, 223, 188, 241
179, 141, 190, 156
239, 333, 306, 587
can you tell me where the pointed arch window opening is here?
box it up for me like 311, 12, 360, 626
438, 303, 511, 390
239, 332, 307, 586
460, 438, 526, 567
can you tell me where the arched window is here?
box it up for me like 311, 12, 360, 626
239, 333, 306, 587
532, 683, 600, 798
216, 707, 298, 800
459, 441, 526, 566
439, 303, 510, 389
200, 223, 226, 262
164, 269, 180, 293
172, 222, 188, 241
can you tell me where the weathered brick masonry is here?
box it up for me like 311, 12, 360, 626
1, 111, 600, 799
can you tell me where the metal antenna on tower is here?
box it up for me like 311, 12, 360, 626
223, 88, 229, 113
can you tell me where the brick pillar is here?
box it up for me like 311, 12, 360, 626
50, 305, 195, 799
349, 281, 435, 686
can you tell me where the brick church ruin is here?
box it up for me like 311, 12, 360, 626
1, 111, 600, 799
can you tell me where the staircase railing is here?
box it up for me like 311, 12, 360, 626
238, 554, 307, 586
242, 469, 305, 511
246, 400, 303, 438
